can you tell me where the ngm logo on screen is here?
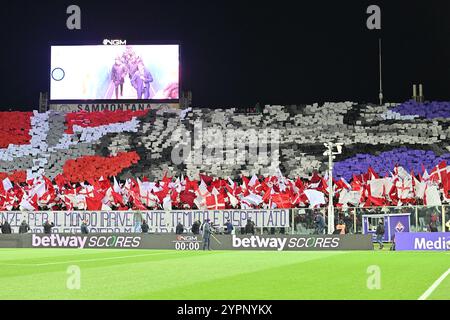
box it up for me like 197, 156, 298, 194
174, 235, 201, 251
103, 39, 127, 46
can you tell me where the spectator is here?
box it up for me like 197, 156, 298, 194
344, 215, 353, 234
375, 220, 385, 250
431, 212, 438, 224
200, 219, 209, 232
314, 213, 325, 234
80, 220, 89, 234
141, 220, 150, 233
176, 222, 184, 235
43, 221, 55, 234
224, 219, 234, 235
19, 220, 30, 234
294, 213, 301, 234
245, 219, 255, 235
336, 220, 346, 235
0, 221, 12, 234
429, 221, 438, 232
209, 221, 217, 234
295, 212, 307, 234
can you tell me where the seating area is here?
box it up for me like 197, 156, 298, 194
0, 100, 449, 211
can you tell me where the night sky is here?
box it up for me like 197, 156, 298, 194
0, 0, 449, 110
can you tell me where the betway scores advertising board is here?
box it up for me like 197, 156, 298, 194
227, 235, 373, 251
0, 234, 373, 251
0, 210, 290, 234
395, 232, 449, 251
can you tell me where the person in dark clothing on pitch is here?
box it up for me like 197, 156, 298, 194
202, 219, 213, 251
141, 220, 150, 233
375, 220, 385, 250
176, 222, 184, 235
390, 234, 396, 251
201, 219, 208, 229
224, 219, 234, 235
43, 221, 55, 234
0, 221, 12, 234
80, 220, 89, 234
429, 221, 439, 232
191, 220, 201, 235
19, 220, 30, 234
245, 219, 255, 235
314, 213, 326, 234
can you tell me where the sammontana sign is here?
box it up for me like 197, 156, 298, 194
49, 103, 180, 113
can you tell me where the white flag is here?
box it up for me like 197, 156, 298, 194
198, 180, 209, 197
248, 174, 259, 187
113, 177, 122, 193
304, 189, 326, 208
241, 193, 263, 206
369, 178, 392, 198
425, 186, 442, 206
19, 197, 35, 211
163, 195, 172, 211
227, 192, 239, 207
396, 167, 411, 181
414, 179, 426, 199
30, 182, 46, 198
101, 203, 112, 211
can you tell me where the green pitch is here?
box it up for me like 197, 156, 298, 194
0, 248, 448, 300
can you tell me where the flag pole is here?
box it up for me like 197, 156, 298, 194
324, 142, 342, 234
210, 233, 222, 245
324, 142, 335, 235
328, 143, 334, 234
378, 38, 383, 106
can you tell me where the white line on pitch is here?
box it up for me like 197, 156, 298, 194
0, 252, 177, 267
418, 268, 450, 300
0, 263, 38, 266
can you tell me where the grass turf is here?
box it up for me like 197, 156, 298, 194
0, 248, 448, 300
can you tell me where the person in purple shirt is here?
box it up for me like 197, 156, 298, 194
127, 55, 138, 81
131, 63, 153, 99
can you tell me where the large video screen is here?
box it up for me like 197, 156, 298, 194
50, 44, 179, 100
